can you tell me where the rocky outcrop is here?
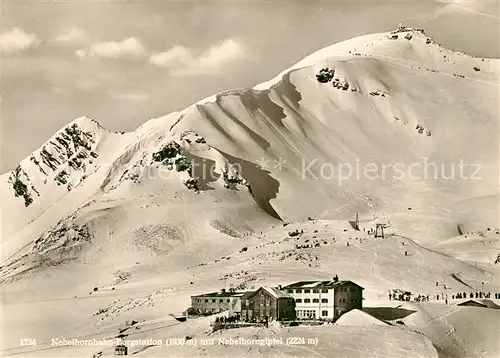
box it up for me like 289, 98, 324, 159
7, 166, 39, 207
369, 90, 390, 97
416, 124, 432, 136
316, 68, 335, 83
151, 141, 200, 192
315, 67, 357, 92
6, 117, 104, 206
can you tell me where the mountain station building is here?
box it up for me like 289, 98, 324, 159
282, 277, 364, 320
190, 289, 247, 315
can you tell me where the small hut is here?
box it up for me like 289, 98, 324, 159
115, 344, 128, 355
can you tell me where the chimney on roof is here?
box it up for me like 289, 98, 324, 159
333, 275, 339, 282
221, 288, 226, 294
277, 285, 282, 290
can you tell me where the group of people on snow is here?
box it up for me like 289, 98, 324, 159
389, 289, 499, 304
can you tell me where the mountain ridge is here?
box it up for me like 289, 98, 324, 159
1, 26, 498, 270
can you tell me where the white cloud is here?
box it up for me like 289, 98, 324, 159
148, 46, 191, 67
76, 49, 87, 58
193, 39, 244, 73
149, 39, 245, 76
84, 37, 146, 59
55, 28, 88, 45
0, 27, 40, 55
111, 91, 149, 101
76, 79, 100, 91
434, 0, 499, 19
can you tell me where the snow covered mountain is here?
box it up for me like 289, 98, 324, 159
0, 27, 499, 357
2, 28, 498, 260
2, 117, 132, 224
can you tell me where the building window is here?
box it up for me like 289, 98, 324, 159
205, 299, 208, 303
227, 299, 231, 303
306, 310, 316, 318
321, 298, 328, 303
220, 299, 224, 303
321, 289, 328, 293
287, 290, 293, 293
322, 310, 328, 317
212, 299, 216, 303
304, 298, 311, 303
296, 299, 302, 303
352, 299, 356, 303
313, 289, 319, 293
296, 289, 302, 293
313, 299, 319, 303
304, 289, 310, 293
350, 288, 355, 292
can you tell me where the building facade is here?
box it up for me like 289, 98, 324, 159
190, 289, 246, 315
240, 287, 296, 322
282, 278, 363, 320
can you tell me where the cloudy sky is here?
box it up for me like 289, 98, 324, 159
1, 0, 498, 173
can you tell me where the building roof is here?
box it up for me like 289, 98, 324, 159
456, 299, 488, 307
479, 299, 500, 310
191, 290, 249, 298
244, 286, 293, 300
240, 291, 254, 301
282, 280, 364, 290
263, 286, 293, 299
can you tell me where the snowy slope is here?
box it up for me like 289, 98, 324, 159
1, 218, 498, 357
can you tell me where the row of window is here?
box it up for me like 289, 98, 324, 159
287, 288, 357, 293
195, 296, 357, 305
297, 310, 329, 317
296, 298, 328, 303
339, 299, 357, 304
195, 298, 232, 304
339, 288, 356, 293
297, 310, 316, 318
195, 298, 356, 304
287, 288, 329, 294
202, 308, 224, 313
259, 298, 271, 306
